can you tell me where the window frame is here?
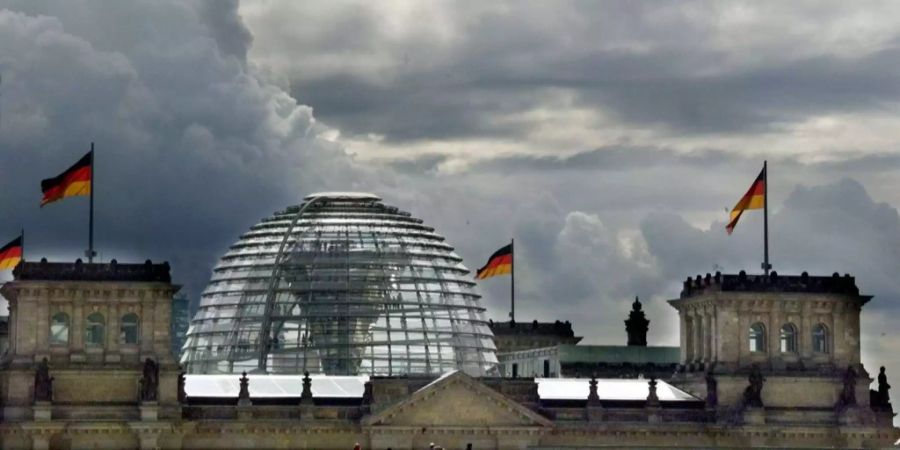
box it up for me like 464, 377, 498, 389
812, 323, 830, 354
780, 323, 798, 353
749, 322, 766, 353
120, 313, 140, 345
85, 312, 106, 347
50, 312, 70, 346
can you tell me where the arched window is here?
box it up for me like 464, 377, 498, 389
813, 324, 829, 354
780, 323, 798, 353
120, 313, 140, 344
749, 323, 766, 352
86, 313, 105, 346
50, 312, 70, 345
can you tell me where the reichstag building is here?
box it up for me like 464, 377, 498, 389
0, 193, 896, 449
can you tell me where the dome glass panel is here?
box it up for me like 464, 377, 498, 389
181, 193, 499, 376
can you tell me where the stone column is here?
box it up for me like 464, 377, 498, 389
7, 297, 17, 356
832, 302, 846, 365
697, 307, 709, 364
702, 309, 712, 363
692, 309, 702, 366
768, 303, 779, 359
679, 312, 689, 364
140, 299, 155, 356
847, 301, 862, 365
800, 301, 812, 359
16, 293, 37, 357
36, 298, 49, 352
737, 312, 749, 367
72, 302, 84, 351
709, 305, 720, 362
108, 301, 120, 351
69, 300, 85, 363
106, 300, 122, 363
153, 292, 171, 358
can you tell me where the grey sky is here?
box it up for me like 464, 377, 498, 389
0, 1, 898, 416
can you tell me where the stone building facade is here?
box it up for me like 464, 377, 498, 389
488, 320, 582, 354
668, 271, 881, 418
0, 262, 897, 449
495, 299, 679, 379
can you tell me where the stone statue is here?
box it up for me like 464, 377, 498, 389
139, 358, 159, 402
742, 364, 764, 408
238, 372, 250, 402
838, 365, 857, 408
877, 366, 891, 408
361, 381, 373, 407
587, 374, 600, 406
33, 357, 54, 402
300, 371, 314, 405
178, 370, 187, 403
647, 376, 660, 406
705, 371, 718, 408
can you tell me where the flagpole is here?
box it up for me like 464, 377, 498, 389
510, 238, 515, 322
87, 142, 95, 263
20, 228, 24, 263
763, 160, 770, 276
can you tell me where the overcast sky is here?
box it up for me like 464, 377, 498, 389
1, 1, 899, 405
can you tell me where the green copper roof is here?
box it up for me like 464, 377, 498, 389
557, 345, 679, 364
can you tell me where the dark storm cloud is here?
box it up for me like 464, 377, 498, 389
195, 0, 253, 62
290, 75, 545, 143
382, 144, 900, 181
465, 145, 739, 173
0, 2, 374, 308
264, 1, 900, 144
570, 48, 900, 135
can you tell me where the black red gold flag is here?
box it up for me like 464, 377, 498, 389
0, 235, 23, 270
475, 244, 513, 280
726, 165, 766, 235
40, 151, 92, 207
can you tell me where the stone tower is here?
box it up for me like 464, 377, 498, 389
0, 259, 181, 429
625, 296, 650, 346
668, 271, 878, 424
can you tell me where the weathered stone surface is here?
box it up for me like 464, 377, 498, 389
0, 267, 896, 449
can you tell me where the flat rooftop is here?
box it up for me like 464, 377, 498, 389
489, 320, 577, 338
557, 345, 680, 365
184, 374, 699, 403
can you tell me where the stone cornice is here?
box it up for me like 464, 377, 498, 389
14, 259, 171, 283
679, 271, 866, 299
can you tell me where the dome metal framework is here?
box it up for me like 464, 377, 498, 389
181, 192, 499, 377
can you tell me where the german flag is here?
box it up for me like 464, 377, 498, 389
41, 151, 92, 207
475, 244, 512, 280
0, 235, 23, 270
726, 165, 766, 235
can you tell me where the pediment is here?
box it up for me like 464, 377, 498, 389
364, 371, 552, 428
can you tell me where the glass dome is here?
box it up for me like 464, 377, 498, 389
181, 192, 499, 376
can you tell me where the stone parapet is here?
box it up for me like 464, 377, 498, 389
681, 270, 859, 298
13, 259, 171, 283
680, 271, 863, 299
